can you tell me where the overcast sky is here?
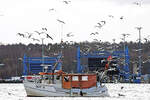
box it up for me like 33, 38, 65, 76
0, 0, 150, 44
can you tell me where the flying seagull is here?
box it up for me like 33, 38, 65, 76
57, 19, 65, 24
32, 38, 40, 42
34, 31, 44, 35
66, 32, 74, 37
63, 0, 71, 4
97, 22, 102, 26
101, 21, 106, 25
118, 93, 125, 96
46, 34, 53, 40
27, 33, 32, 38
25, 32, 33, 38
133, 2, 141, 6
90, 32, 99, 35
95, 22, 104, 29
121, 86, 124, 90
49, 8, 55, 11
90, 33, 95, 35
120, 16, 124, 20
108, 15, 114, 18
95, 32, 99, 35
93, 39, 98, 42
42, 28, 47, 31
17, 33, 25, 37
95, 25, 102, 29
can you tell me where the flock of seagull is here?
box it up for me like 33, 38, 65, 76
16, 0, 150, 64
17, 27, 53, 42
17, 0, 146, 46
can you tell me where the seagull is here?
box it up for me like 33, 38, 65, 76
42, 28, 47, 31
118, 93, 125, 96
101, 21, 106, 25
95, 25, 102, 29
101, 59, 106, 63
90, 33, 95, 35
66, 32, 74, 37
93, 39, 98, 42
49, 8, 55, 11
121, 86, 124, 89
108, 15, 114, 18
95, 23, 103, 29
28, 33, 32, 38
90, 32, 99, 35
25, 32, 33, 38
63, 0, 71, 4
93, 39, 101, 43
95, 32, 99, 35
133, 2, 141, 6
8, 92, 11, 95
57, 19, 65, 24
34, 31, 44, 35
120, 16, 124, 20
32, 38, 40, 42
46, 34, 53, 40
17, 33, 25, 37
97, 22, 102, 26
144, 38, 148, 43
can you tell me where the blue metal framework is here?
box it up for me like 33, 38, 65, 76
77, 46, 130, 81
23, 54, 62, 75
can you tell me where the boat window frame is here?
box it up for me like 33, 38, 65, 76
72, 76, 79, 81
81, 76, 88, 81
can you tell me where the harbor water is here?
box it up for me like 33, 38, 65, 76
0, 83, 150, 100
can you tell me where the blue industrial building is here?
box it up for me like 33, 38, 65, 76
23, 54, 62, 75
76, 46, 130, 82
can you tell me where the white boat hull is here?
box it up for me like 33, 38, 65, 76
24, 81, 109, 97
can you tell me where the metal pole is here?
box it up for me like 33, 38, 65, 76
122, 34, 127, 66
61, 24, 63, 43
136, 27, 142, 76
60, 24, 63, 71
121, 34, 130, 82
113, 39, 116, 51
41, 38, 45, 64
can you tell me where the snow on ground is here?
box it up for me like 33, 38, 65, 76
0, 83, 150, 100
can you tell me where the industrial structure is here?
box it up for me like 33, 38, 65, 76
22, 45, 144, 83
23, 54, 62, 75
76, 46, 130, 83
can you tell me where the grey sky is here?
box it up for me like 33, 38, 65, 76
0, 0, 150, 44
105, 0, 150, 5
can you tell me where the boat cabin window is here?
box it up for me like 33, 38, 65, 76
82, 76, 88, 81
72, 76, 78, 81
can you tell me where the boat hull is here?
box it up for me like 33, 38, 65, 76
24, 81, 109, 97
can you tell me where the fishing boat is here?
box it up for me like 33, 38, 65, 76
23, 65, 109, 97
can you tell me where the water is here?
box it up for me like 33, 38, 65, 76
0, 83, 150, 100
